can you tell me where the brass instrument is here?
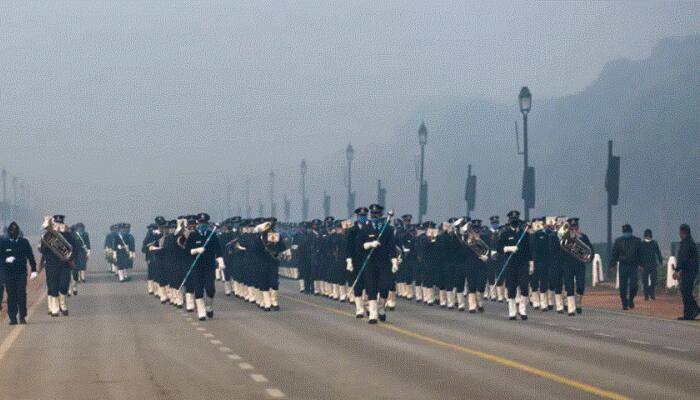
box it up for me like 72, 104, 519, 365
41, 219, 73, 262
557, 223, 593, 263
459, 222, 490, 257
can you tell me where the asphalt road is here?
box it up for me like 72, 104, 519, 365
0, 267, 698, 400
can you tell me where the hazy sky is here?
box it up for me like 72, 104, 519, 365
0, 1, 698, 229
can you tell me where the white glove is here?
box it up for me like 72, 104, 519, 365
129, 251, 135, 260
190, 247, 206, 255
30, 271, 38, 280
528, 261, 535, 275
5, 256, 16, 263
291, 244, 299, 250
504, 245, 518, 254
479, 254, 488, 262
363, 240, 381, 250
86, 250, 91, 257
346, 258, 353, 272
391, 258, 399, 273
402, 246, 410, 253
216, 257, 225, 269
490, 250, 497, 257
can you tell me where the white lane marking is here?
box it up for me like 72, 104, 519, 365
566, 327, 584, 332
250, 374, 269, 383
266, 388, 285, 398
663, 346, 689, 352
0, 291, 47, 362
203, 333, 214, 338
219, 347, 231, 352
238, 362, 254, 370
594, 332, 614, 338
227, 354, 242, 360
196, 327, 206, 332
628, 339, 650, 345
210, 339, 223, 345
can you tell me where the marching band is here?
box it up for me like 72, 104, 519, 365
4, 206, 695, 325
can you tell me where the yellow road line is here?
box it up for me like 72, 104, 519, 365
282, 294, 631, 400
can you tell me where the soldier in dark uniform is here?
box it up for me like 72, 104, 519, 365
550, 216, 567, 313
68, 223, 89, 296
464, 219, 489, 312
640, 229, 662, 300
112, 223, 135, 282
104, 224, 118, 273
251, 219, 286, 311
354, 204, 397, 324
559, 218, 593, 315
673, 224, 698, 320
1, 222, 37, 324
443, 218, 465, 309
185, 213, 224, 321
326, 220, 346, 301
217, 219, 235, 296
497, 210, 532, 320
143, 217, 166, 295
40, 215, 77, 317
609, 224, 642, 310
419, 221, 443, 306
72, 222, 90, 283
530, 217, 553, 311
346, 207, 368, 317
395, 214, 417, 300
485, 216, 504, 302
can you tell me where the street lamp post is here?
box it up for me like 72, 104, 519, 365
269, 170, 276, 219
346, 143, 354, 218
518, 87, 532, 221
418, 122, 428, 223
300, 160, 308, 221
1, 169, 6, 225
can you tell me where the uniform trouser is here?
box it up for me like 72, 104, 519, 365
0, 269, 5, 307
351, 264, 365, 297
300, 263, 314, 292
191, 267, 215, 299
486, 260, 505, 285
505, 263, 529, 299
438, 263, 453, 290
71, 269, 81, 283
563, 261, 585, 296
618, 263, 639, 306
549, 263, 564, 294
680, 269, 699, 318
223, 262, 234, 281
466, 264, 485, 293
147, 260, 154, 280
259, 264, 279, 291
364, 262, 392, 300
641, 264, 657, 297
532, 262, 550, 293
46, 264, 71, 296
449, 264, 467, 292
5, 272, 27, 321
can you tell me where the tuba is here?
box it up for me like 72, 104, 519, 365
557, 224, 593, 263
460, 223, 490, 258
41, 218, 73, 262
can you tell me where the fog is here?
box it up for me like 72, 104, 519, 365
0, 1, 698, 243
